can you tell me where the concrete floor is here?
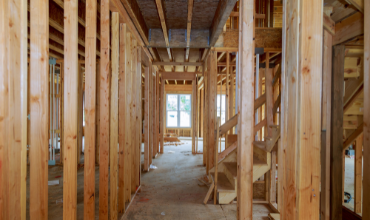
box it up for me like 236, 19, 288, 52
25, 139, 273, 220
122, 140, 273, 220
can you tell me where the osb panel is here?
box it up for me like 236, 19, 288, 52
253, 182, 266, 199
164, 0, 188, 29
222, 28, 282, 49
192, 0, 220, 29
223, 30, 238, 47
136, 0, 161, 28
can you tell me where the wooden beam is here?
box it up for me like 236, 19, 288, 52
161, 72, 196, 80
281, 0, 322, 218
334, 12, 364, 45
136, 45, 142, 187
354, 133, 363, 214
207, 51, 217, 171
209, 0, 238, 46
124, 32, 132, 202
343, 123, 363, 151
363, 2, 370, 218
153, 62, 203, 66
84, 0, 97, 217
148, 29, 209, 49
155, 72, 160, 155
118, 23, 126, 214
331, 45, 345, 220
160, 78, 165, 153
109, 12, 119, 220
154, 0, 172, 61
347, 0, 364, 13
98, 0, 110, 217
265, 53, 273, 136
131, 39, 138, 194
237, 0, 254, 218
192, 79, 196, 153
144, 66, 150, 171
77, 62, 83, 164
29, 0, 48, 216
323, 13, 335, 36
321, 29, 332, 220
63, 0, 79, 217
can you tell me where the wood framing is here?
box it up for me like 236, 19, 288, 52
354, 134, 363, 214
207, 51, 217, 171
321, 29, 332, 220
131, 39, 138, 193
84, 0, 97, 217
118, 23, 126, 213
192, 79, 196, 153
63, 0, 79, 218
160, 77, 165, 154
109, 12, 119, 220
281, 0, 322, 219
99, 0, 110, 217
334, 12, 364, 45
136, 45, 142, 187
330, 45, 345, 220
144, 66, 150, 171
363, 2, 370, 218
77, 64, 83, 164
237, 0, 254, 218
29, 0, 48, 217
124, 32, 132, 202
153, 62, 203, 66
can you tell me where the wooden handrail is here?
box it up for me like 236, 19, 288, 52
219, 114, 238, 136
272, 64, 281, 87
254, 118, 266, 134
343, 123, 363, 151
273, 93, 281, 114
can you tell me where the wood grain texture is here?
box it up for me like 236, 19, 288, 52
354, 134, 363, 214
118, 23, 126, 214
136, 45, 142, 187
160, 78, 164, 154
77, 64, 83, 164
321, 29, 332, 220
363, 1, 370, 218
109, 12, 119, 220
2, 0, 29, 218
265, 53, 273, 136
331, 45, 345, 220
84, 0, 97, 217
99, 0, 110, 217
334, 12, 364, 45
144, 66, 150, 171
282, 0, 322, 218
124, 32, 132, 202
207, 51, 217, 171
63, 0, 79, 218
237, 0, 254, 218
131, 39, 138, 193
192, 79, 196, 153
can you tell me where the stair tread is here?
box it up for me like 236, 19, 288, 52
210, 172, 235, 192
223, 162, 237, 178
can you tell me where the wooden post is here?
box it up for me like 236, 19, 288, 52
207, 51, 217, 170
149, 66, 153, 163
29, 0, 47, 217
321, 29, 333, 220
84, 0, 97, 217
144, 66, 150, 171
277, 140, 284, 211
330, 45, 345, 220
192, 79, 196, 153
363, 2, 370, 218
96, 60, 100, 165
237, 0, 254, 218
63, 0, 79, 217
269, 151, 276, 204
160, 77, 165, 153
197, 79, 200, 152
200, 87, 204, 138
354, 134, 363, 214
204, 63, 209, 171
214, 118, 220, 204
99, 0, 110, 217
265, 53, 273, 136
109, 12, 119, 220
136, 46, 142, 187
124, 32, 132, 202
118, 23, 126, 213
77, 63, 83, 164
226, 52, 230, 123
229, 66, 234, 131
281, 0, 322, 219
152, 71, 157, 157
131, 39, 137, 193
156, 71, 160, 154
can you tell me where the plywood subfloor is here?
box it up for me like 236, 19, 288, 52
123, 140, 273, 220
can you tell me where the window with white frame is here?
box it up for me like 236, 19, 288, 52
217, 94, 226, 124
166, 94, 191, 128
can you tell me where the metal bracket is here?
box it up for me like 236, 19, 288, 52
149, 29, 152, 42
49, 58, 56, 65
